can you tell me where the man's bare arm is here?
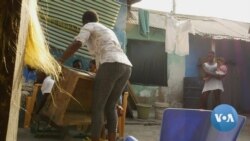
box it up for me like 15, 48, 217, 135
58, 40, 82, 63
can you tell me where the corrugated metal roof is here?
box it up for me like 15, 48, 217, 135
191, 18, 250, 41
38, 0, 121, 58
128, 8, 250, 42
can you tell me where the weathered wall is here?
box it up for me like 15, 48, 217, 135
166, 54, 185, 108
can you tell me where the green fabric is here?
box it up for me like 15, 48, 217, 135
138, 9, 150, 37
126, 24, 165, 42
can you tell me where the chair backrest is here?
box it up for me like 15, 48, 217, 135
160, 108, 246, 141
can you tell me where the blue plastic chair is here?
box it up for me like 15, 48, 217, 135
125, 135, 139, 141
160, 108, 246, 141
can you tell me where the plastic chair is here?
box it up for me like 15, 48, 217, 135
160, 108, 246, 141
124, 135, 138, 141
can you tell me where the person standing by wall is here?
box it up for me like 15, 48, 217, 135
88, 59, 97, 73
201, 51, 226, 109
58, 10, 132, 141
72, 59, 83, 69
23, 65, 37, 84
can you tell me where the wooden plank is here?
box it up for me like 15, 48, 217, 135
23, 84, 41, 128
118, 92, 129, 138
6, 0, 29, 140
127, 82, 139, 109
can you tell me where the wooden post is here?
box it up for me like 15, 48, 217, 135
6, 0, 30, 140
211, 39, 216, 52
0, 0, 22, 140
118, 92, 129, 138
1, 0, 60, 139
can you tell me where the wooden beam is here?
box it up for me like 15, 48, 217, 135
6, 0, 29, 140
127, 82, 139, 109
0, 0, 22, 140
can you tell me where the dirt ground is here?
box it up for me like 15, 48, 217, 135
17, 110, 250, 141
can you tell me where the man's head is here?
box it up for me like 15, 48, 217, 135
89, 59, 96, 73
27, 65, 35, 72
207, 51, 215, 62
82, 10, 99, 25
72, 59, 82, 69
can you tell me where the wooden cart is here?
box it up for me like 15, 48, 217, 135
40, 66, 95, 127
31, 66, 128, 139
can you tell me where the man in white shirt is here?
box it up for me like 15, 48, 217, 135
59, 10, 132, 141
41, 76, 55, 95
36, 75, 55, 114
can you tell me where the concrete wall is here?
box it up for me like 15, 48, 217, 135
167, 54, 185, 108
127, 9, 185, 108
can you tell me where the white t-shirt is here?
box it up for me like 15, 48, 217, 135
74, 22, 132, 68
41, 76, 55, 95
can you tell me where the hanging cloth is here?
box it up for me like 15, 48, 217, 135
165, 15, 193, 56
138, 9, 150, 37
165, 16, 177, 53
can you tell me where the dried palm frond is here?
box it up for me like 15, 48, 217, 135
24, 0, 61, 80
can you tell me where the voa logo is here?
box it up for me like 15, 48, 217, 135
211, 104, 238, 132
214, 113, 235, 123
